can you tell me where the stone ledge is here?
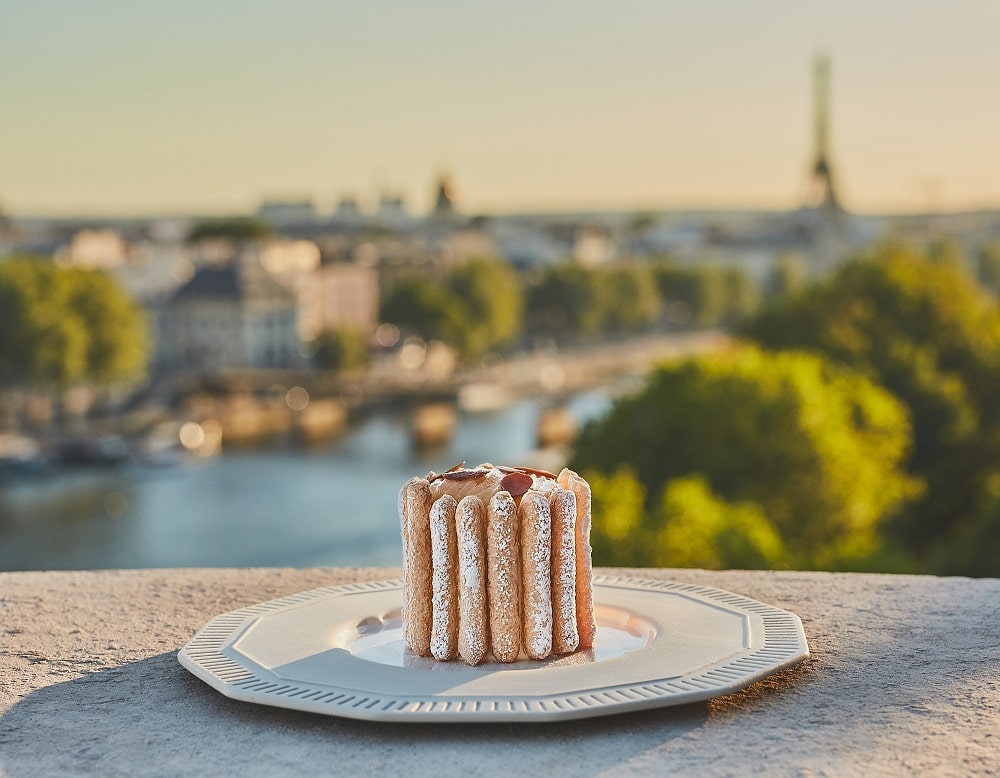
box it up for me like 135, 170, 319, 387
1, 568, 998, 776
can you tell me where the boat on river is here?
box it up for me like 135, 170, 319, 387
0, 433, 50, 476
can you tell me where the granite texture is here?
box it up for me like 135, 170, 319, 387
1, 567, 998, 777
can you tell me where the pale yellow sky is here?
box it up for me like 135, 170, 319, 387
2, 1, 999, 217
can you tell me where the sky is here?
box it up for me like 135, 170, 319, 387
2, 0, 1000, 217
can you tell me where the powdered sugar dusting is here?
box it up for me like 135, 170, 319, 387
488, 491, 521, 662
550, 487, 579, 654
429, 494, 457, 661
521, 490, 552, 660
401, 477, 432, 656
457, 498, 483, 591
529, 476, 559, 496
456, 495, 487, 665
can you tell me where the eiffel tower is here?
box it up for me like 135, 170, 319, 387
806, 53, 844, 214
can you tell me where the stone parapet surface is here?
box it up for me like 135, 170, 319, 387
1, 567, 998, 776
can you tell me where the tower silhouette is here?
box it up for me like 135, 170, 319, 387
432, 172, 456, 218
806, 53, 843, 213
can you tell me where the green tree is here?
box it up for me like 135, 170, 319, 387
765, 253, 809, 300
602, 265, 662, 333
624, 213, 658, 253
312, 328, 370, 372
654, 475, 787, 569
936, 474, 1000, 577
380, 277, 466, 346
526, 262, 663, 340
741, 244, 1000, 559
586, 466, 648, 567
187, 217, 272, 244
977, 242, 1000, 298
445, 258, 523, 360
651, 262, 728, 328
0, 259, 146, 389
586, 468, 787, 569
380, 259, 523, 363
571, 346, 919, 568
65, 267, 148, 383
926, 237, 967, 270
525, 264, 607, 339
721, 266, 760, 325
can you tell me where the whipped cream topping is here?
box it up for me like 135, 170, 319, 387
428, 463, 560, 504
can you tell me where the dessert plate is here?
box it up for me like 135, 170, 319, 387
178, 575, 809, 722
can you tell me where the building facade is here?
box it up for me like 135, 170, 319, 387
156, 260, 300, 372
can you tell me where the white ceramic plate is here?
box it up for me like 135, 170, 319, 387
179, 575, 809, 722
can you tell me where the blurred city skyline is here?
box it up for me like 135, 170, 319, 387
3, 0, 1000, 218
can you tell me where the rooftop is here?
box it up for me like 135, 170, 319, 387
171, 262, 294, 305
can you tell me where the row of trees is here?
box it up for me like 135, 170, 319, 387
574, 347, 919, 571
570, 243, 1000, 577
742, 242, 1000, 575
1, 250, 759, 387
379, 257, 766, 363
0, 259, 147, 390
380, 259, 524, 363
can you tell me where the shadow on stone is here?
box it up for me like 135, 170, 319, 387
1, 651, 712, 775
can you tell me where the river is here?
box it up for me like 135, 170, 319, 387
0, 391, 613, 571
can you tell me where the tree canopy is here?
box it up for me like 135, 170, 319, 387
524, 264, 607, 339
380, 257, 759, 357
0, 258, 147, 389
380, 258, 523, 362
977, 241, 1000, 298
740, 243, 1000, 564
602, 265, 662, 333
445, 258, 523, 359
186, 217, 272, 244
524, 262, 666, 340
571, 346, 919, 569
312, 327, 370, 373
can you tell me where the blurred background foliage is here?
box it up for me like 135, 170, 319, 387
380, 258, 524, 362
2, 239, 997, 576
573, 345, 918, 571
311, 327, 371, 373
318, 243, 1000, 576
572, 243, 1000, 576
381, 256, 763, 359
0, 258, 147, 390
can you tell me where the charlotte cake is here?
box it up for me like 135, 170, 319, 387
400, 463, 596, 665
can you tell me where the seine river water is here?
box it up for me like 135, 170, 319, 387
0, 391, 613, 571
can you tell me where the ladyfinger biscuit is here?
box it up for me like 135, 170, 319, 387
549, 487, 579, 655
519, 490, 553, 660
456, 495, 488, 665
400, 477, 433, 656
487, 490, 521, 662
559, 468, 597, 649
429, 494, 459, 661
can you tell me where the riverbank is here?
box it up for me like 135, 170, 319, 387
0, 390, 614, 571
2, 330, 729, 469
